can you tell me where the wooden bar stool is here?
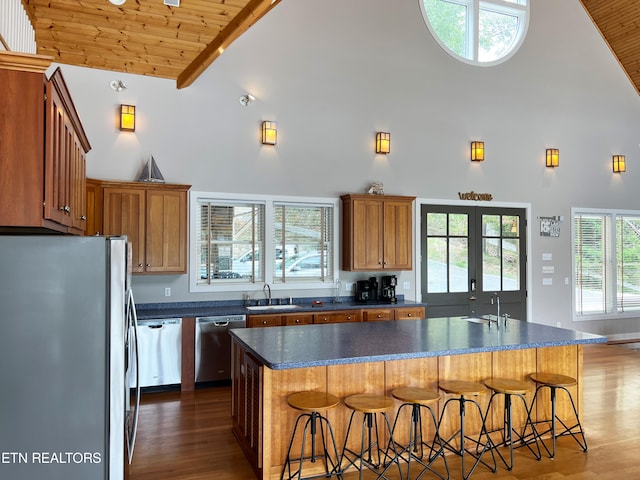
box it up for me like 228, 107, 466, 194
483, 378, 541, 470
527, 372, 587, 459
388, 387, 449, 480
438, 381, 496, 480
340, 393, 402, 480
280, 391, 343, 480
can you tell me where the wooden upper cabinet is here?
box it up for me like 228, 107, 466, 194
103, 187, 146, 272
341, 194, 415, 271
0, 52, 89, 234
145, 189, 187, 273
91, 179, 190, 274
43, 68, 91, 233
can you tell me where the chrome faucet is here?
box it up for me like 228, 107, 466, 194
491, 292, 500, 319
263, 283, 272, 305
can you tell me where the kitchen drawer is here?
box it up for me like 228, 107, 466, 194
394, 307, 425, 320
362, 308, 395, 322
247, 314, 283, 328
314, 310, 361, 324
282, 313, 314, 326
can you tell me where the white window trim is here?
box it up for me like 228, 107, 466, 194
572, 207, 640, 322
419, 0, 529, 67
189, 191, 340, 293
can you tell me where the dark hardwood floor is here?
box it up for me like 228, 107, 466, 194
129, 343, 640, 479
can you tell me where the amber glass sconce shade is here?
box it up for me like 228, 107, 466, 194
261, 121, 277, 145
613, 155, 626, 173
546, 148, 559, 168
375, 132, 390, 154
119, 104, 136, 132
471, 141, 484, 161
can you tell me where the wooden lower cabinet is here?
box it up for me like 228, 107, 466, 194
282, 313, 313, 326
394, 306, 425, 320
231, 345, 263, 475
247, 306, 426, 328
362, 308, 394, 321
247, 315, 283, 328
313, 310, 361, 324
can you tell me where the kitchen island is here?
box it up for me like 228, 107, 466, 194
229, 317, 606, 480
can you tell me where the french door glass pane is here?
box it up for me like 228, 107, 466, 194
502, 215, 519, 237
449, 238, 469, 292
502, 238, 520, 291
427, 213, 447, 236
427, 237, 447, 293
482, 237, 501, 291
449, 213, 468, 236
426, 212, 469, 293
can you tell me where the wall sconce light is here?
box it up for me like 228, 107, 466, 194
119, 104, 136, 132
613, 155, 626, 173
546, 148, 559, 168
376, 132, 390, 154
470, 141, 484, 162
261, 121, 277, 145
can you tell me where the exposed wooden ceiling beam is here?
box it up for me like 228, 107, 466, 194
177, 0, 280, 89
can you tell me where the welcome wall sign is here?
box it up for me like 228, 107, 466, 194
458, 191, 493, 201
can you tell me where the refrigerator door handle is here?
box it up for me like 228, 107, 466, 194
127, 288, 141, 464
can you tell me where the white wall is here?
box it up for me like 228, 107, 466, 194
52, 0, 640, 336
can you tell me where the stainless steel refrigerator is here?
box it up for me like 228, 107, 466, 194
0, 236, 140, 480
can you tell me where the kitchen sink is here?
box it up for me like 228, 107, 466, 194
462, 316, 492, 324
246, 305, 303, 311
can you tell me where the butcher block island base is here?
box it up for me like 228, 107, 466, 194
229, 317, 606, 480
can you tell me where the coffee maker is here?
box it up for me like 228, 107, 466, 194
381, 275, 397, 303
355, 276, 379, 303
355, 280, 371, 302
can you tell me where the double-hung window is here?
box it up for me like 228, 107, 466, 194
273, 203, 334, 283
573, 208, 640, 319
196, 200, 265, 284
191, 192, 337, 292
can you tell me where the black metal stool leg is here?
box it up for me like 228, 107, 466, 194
439, 396, 496, 480
281, 411, 343, 480
527, 384, 587, 459
389, 402, 449, 480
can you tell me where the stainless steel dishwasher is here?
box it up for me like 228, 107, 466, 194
195, 315, 246, 383
135, 318, 182, 387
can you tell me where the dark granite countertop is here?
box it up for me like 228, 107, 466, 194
228, 317, 607, 370
135, 297, 426, 320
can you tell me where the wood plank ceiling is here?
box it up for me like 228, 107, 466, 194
20, 0, 280, 89
16, 1, 640, 93
580, 0, 640, 94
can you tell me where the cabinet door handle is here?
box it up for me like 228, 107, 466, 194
377, 314, 382, 318
407, 313, 413, 317
262, 320, 268, 325
80, 215, 87, 220
346, 316, 351, 320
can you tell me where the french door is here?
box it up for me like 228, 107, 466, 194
421, 204, 527, 320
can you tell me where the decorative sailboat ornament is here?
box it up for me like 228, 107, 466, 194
136, 155, 165, 183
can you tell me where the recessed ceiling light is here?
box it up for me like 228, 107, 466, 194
109, 0, 126, 5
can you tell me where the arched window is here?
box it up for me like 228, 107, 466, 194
420, 0, 529, 66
